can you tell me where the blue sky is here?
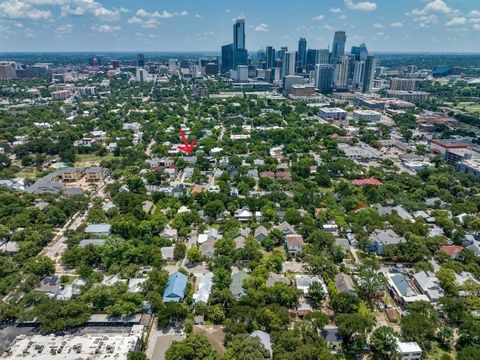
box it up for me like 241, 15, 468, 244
0, 0, 479, 52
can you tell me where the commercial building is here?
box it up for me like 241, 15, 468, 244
331, 31, 346, 63
136, 53, 145, 67
319, 107, 347, 121
315, 64, 334, 94
458, 158, 480, 178
429, 139, 472, 156
282, 75, 304, 94
2, 326, 144, 360
265, 46, 275, 69
334, 55, 350, 89
362, 55, 376, 93
386, 90, 429, 102
233, 19, 247, 67
0, 62, 16, 80
390, 78, 417, 91
352, 109, 381, 123
221, 43, 234, 73
296, 37, 307, 73
281, 51, 296, 78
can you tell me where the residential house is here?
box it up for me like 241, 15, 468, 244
412, 271, 444, 302
160, 246, 175, 261
369, 229, 406, 255
230, 271, 248, 299
85, 223, 111, 237
163, 272, 188, 303
61, 168, 83, 182
276, 171, 292, 181
142, 200, 154, 214
266, 272, 291, 288
285, 234, 305, 256
234, 235, 246, 250
397, 341, 422, 360
85, 167, 105, 182
277, 221, 295, 235
374, 204, 413, 222
161, 227, 178, 242
322, 326, 343, 354
200, 238, 216, 259
295, 275, 327, 295
254, 226, 269, 242
193, 272, 213, 304
250, 330, 272, 358
128, 278, 146, 293
235, 208, 253, 222
439, 245, 463, 259
334, 273, 356, 294
78, 239, 106, 248
386, 273, 429, 305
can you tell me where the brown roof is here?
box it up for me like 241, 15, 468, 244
285, 234, 304, 247
276, 171, 292, 181
259, 171, 275, 179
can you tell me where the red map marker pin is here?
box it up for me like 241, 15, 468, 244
177, 129, 196, 155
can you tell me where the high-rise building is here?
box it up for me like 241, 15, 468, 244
0, 62, 16, 80
221, 44, 234, 73
318, 49, 330, 64
266, 46, 275, 69
136, 53, 145, 67
362, 55, 376, 93
281, 51, 296, 78
306, 49, 319, 72
351, 43, 369, 61
297, 37, 307, 73
331, 31, 347, 63
315, 64, 334, 94
111, 60, 120, 69
232, 19, 247, 67
334, 55, 350, 89
277, 47, 288, 61
352, 61, 365, 90
233, 19, 246, 51
390, 78, 417, 91
236, 65, 249, 82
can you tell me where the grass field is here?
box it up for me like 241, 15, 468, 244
75, 153, 114, 167
451, 102, 480, 114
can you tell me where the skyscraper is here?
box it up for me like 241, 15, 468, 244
233, 19, 247, 67
334, 55, 350, 89
331, 31, 347, 63
352, 61, 365, 90
136, 53, 145, 67
318, 49, 330, 64
233, 19, 246, 51
221, 44, 234, 73
306, 49, 319, 72
351, 43, 369, 62
281, 51, 296, 78
266, 46, 275, 69
315, 64, 334, 94
297, 37, 307, 73
362, 55, 376, 93
277, 47, 288, 62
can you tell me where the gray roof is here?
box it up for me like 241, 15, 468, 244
250, 330, 272, 352
390, 274, 416, 297
334, 273, 356, 293
370, 229, 406, 246
160, 246, 175, 260
85, 223, 111, 234
413, 271, 444, 301
266, 272, 290, 287
230, 271, 248, 298
79, 239, 106, 247
375, 204, 413, 221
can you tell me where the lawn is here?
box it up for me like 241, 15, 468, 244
452, 102, 480, 114
75, 153, 114, 167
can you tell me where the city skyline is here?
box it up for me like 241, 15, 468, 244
0, 0, 479, 52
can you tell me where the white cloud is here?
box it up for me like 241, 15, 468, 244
127, 8, 187, 28
231, 14, 245, 22
254, 23, 268, 32
312, 14, 324, 21
468, 10, 480, 18
0, 0, 52, 20
372, 22, 385, 28
445, 17, 467, 26
322, 24, 333, 30
414, 14, 438, 27
194, 14, 201, 18
474, 23, 480, 30
90, 24, 120, 33
344, 0, 377, 11
56, 23, 73, 33
339, 14, 347, 20
330, 7, 341, 13
410, 0, 458, 16
61, 0, 122, 21
390, 21, 404, 28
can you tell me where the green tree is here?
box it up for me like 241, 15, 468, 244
370, 326, 399, 360
306, 281, 325, 309
187, 246, 203, 264
165, 334, 219, 360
